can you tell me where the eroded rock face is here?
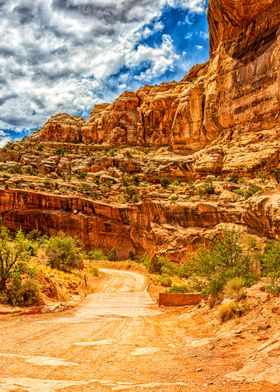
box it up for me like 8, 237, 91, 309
0, 189, 279, 260
38, 114, 85, 143
206, 0, 280, 142
36, 0, 280, 176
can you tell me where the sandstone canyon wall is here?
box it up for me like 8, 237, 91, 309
36, 0, 280, 160
0, 0, 279, 259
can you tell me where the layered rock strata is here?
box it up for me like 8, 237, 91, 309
0, 189, 278, 260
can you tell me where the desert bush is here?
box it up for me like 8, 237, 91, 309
124, 150, 133, 158
26, 166, 39, 176
262, 240, 280, 294
90, 267, 99, 277
75, 171, 87, 180
160, 177, 171, 188
244, 185, 261, 199
0, 227, 33, 290
10, 165, 22, 174
133, 175, 139, 186
108, 248, 118, 261
130, 194, 141, 203
224, 277, 246, 301
228, 175, 239, 183
88, 248, 107, 260
159, 274, 172, 287
45, 233, 81, 271
77, 184, 91, 195
55, 147, 67, 156
189, 228, 257, 297
137, 254, 151, 269
7, 279, 40, 306
197, 183, 215, 196
168, 284, 191, 293
148, 256, 174, 275
218, 301, 249, 323
169, 194, 178, 202
122, 177, 131, 187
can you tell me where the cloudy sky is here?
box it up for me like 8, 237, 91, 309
0, 0, 209, 141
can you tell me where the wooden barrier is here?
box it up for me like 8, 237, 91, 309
159, 293, 203, 307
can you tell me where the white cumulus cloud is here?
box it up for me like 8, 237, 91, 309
0, 0, 207, 130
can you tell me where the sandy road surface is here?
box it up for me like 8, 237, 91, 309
0, 268, 278, 392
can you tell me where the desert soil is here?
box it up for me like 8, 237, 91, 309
0, 268, 279, 392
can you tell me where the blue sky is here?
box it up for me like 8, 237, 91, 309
0, 0, 208, 143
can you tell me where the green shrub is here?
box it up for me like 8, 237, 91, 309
10, 165, 22, 174
124, 151, 133, 158
148, 256, 171, 275
45, 233, 81, 272
8, 279, 40, 307
168, 284, 191, 293
122, 177, 131, 187
160, 177, 171, 188
189, 228, 257, 297
88, 249, 107, 260
75, 171, 87, 180
169, 194, 178, 202
159, 274, 172, 287
77, 184, 91, 195
140, 181, 149, 187
26, 166, 39, 176
90, 267, 99, 277
133, 175, 139, 186
27, 266, 38, 279
262, 240, 280, 294
55, 147, 67, 156
232, 189, 245, 197
197, 184, 215, 196
0, 227, 33, 290
108, 248, 118, 261
244, 185, 261, 199
137, 254, 151, 269
106, 147, 117, 156
130, 194, 141, 203
43, 179, 51, 186
125, 186, 140, 203
228, 175, 239, 184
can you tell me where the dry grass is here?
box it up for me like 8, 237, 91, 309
224, 277, 246, 301
218, 301, 249, 323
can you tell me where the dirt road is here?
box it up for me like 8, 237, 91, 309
0, 269, 278, 392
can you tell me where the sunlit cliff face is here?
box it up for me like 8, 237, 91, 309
208, 0, 278, 54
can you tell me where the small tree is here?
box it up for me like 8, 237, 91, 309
262, 240, 280, 293
45, 233, 82, 271
189, 229, 256, 296
0, 227, 31, 290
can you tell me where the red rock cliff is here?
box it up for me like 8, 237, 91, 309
35, 0, 280, 162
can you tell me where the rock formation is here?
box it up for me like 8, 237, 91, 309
0, 0, 279, 259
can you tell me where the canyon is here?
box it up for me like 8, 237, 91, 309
0, 0, 279, 259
